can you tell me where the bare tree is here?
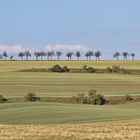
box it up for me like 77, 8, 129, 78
85, 52, 89, 60
85, 51, 93, 60
40, 51, 46, 60
75, 51, 81, 60
66, 52, 73, 60
10, 56, 14, 60
34, 52, 40, 60
3, 51, 8, 60
113, 52, 120, 60
131, 53, 135, 60
47, 51, 54, 60
56, 51, 62, 60
0, 55, 3, 60
94, 51, 101, 60
24, 51, 31, 60
18, 52, 25, 60
88, 51, 93, 60
122, 52, 129, 60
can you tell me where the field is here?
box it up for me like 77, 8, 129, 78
0, 102, 140, 124
0, 60, 140, 97
0, 120, 140, 140
0, 60, 140, 139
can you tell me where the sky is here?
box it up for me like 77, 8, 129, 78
0, 0, 140, 60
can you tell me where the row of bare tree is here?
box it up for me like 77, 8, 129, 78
0, 51, 135, 60
113, 52, 135, 60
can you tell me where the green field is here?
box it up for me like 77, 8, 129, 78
0, 72, 140, 97
0, 61, 140, 97
0, 102, 140, 124
0, 60, 140, 125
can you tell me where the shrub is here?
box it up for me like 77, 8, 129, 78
95, 94, 106, 105
88, 90, 97, 98
63, 66, 70, 72
82, 65, 96, 73
82, 65, 88, 71
0, 95, 8, 103
49, 65, 70, 72
73, 93, 87, 104
50, 65, 64, 72
106, 67, 112, 72
87, 67, 96, 73
88, 90, 106, 105
106, 65, 128, 73
112, 65, 121, 72
73, 90, 106, 105
120, 67, 128, 74
124, 94, 133, 101
24, 92, 40, 101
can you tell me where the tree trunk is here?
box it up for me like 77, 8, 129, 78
36, 56, 38, 61
132, 56, 134, 60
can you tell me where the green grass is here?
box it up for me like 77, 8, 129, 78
0, 102, 140, 124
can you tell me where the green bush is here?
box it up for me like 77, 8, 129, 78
124, 94, 133, 101
50, 64, 64, 72
0, 95, 8, 103
88, 90, 106, 105
49, 65, 70, 72
73, 90, 106, 105
95, 94, 106, 105
24, 92, 40, 101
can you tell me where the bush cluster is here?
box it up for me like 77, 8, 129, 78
73, 90, 106, 105
24, 92, 40, 101
49, 65, 70, 72
106, 65, 128, 73
0, 95, 8, 103
82, 65, 96, 73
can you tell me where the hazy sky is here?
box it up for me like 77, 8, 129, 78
0, 0, 140, 59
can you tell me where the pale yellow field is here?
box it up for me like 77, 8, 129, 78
0, 60, 140, 72
0, 120, 140, 140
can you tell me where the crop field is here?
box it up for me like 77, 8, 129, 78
0, 60, 140, 97
0, 60, 140, 139
0, 120, 140, 140
0, 102, 140, 124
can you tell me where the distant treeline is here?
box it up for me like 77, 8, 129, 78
0, 51, 135, 60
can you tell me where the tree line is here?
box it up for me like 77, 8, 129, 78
0, 50, 135, 60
